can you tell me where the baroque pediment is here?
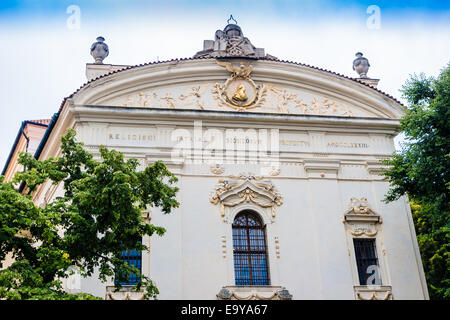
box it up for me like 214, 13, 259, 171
210, 174, 283, 220
73, 59, 404, 119
343, 197, 382, 237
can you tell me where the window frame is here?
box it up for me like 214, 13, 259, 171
232, 210, 271, 286
116, 249, 142, 286
353, 238, 382, 286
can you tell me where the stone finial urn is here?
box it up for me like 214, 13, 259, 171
90, 36, 109, 64
352, 52, 370, 78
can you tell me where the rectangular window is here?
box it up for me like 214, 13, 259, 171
116, 250, 142, 285
353, 238, 381, 286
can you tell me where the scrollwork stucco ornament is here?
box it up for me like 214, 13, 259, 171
105, 286, 146, 300
268, 166, 280, 176
348, 197, 376, 215
213, 60, 267, 111
210, 164, 225, 175
344, 197, 382, 237
216, 286, 292, 300
210, 174, 283, 222
354, 287, 393, 300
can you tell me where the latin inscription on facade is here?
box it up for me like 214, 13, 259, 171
105, 127, 379, 157
327, 142, 369, 148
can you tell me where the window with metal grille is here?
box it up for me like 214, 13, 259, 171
232, 211, 270, 286
353, 238, 382, 285
116, 250, 142, 285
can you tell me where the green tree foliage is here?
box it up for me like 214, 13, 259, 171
0, 129, 179, 299
383, 64, 449, 299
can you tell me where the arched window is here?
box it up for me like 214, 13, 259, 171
232, 211, 270, 285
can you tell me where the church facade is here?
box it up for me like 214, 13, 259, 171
19, 22, 428, 300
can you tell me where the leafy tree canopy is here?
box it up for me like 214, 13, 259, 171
0, 128, 179, 299
383, 63, 449, 299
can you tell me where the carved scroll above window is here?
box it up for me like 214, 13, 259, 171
343, 197, 382, 237
346, 197, 377, 215
209, 174, 283, 222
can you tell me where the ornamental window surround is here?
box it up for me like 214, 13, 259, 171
210, 174, 290, 297
343, 197, 393, 300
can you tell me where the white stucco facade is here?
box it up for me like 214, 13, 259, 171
30, 55, 428, 300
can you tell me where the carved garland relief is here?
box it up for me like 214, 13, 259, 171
119, 61, 355, 117
355, 289, 393, 300
216, 287, 292, 300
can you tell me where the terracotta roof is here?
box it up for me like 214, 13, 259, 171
1, 120, 51, 175
27, 119, 51, 125
270, 58, 404, 106
57, 57, 404, 114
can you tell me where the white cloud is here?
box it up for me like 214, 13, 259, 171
0, 9, 449, 168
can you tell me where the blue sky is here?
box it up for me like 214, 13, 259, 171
1, 0, 449, 24
1, 0, 449, 12
0, 1, 449, 168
